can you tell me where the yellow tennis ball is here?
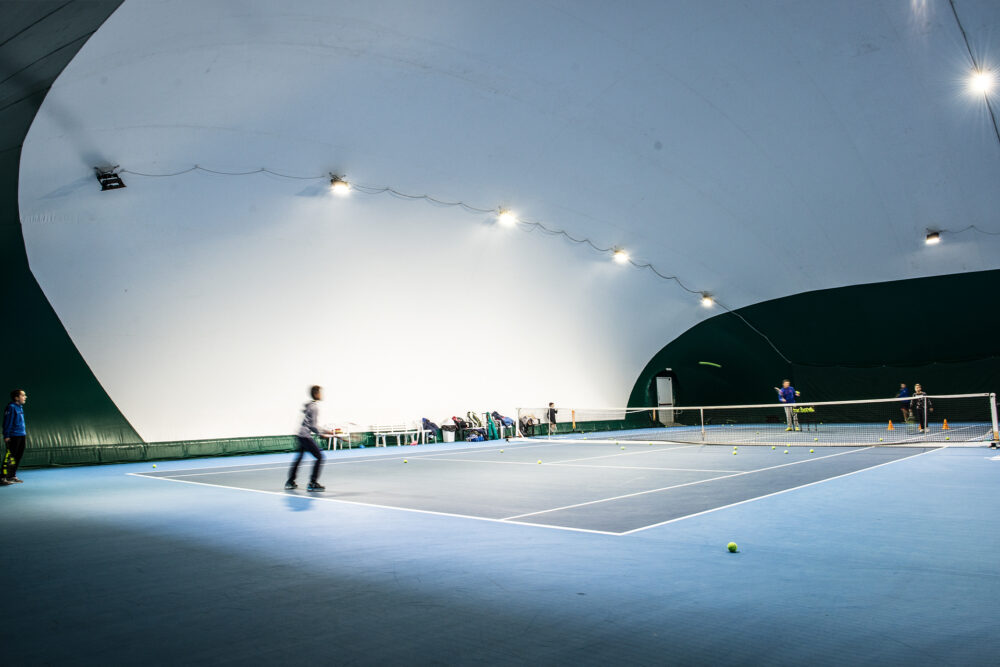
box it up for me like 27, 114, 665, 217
500, 449, 504, 453
152, 464, 157, 468
771, 446, 776, 450
727, 542, 738, 553
537, 460, 542, 464
809, 449, 814, 453
620, 446, 625, 450
733, 451, 738, 455
403, 459, 407, 463
814, 438, 818, 441
945, 437, 950, 441
784, 450, 789, 454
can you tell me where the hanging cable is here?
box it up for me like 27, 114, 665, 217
949, 0, 1000, 147
115, 163, 795, 360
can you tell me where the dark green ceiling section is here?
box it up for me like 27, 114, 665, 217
0, 0, 141, 449
631, 269, 1000, 409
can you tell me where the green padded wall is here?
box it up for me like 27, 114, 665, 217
0, 2, 141, 460
630, 269, 1000, 409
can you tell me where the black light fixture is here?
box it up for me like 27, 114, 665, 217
95, 166, 125, 191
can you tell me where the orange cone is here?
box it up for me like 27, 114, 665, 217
942, 419, 950, 430
887, 420, 894, 430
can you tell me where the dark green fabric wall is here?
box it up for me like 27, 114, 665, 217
1, 2, 140, 454
630, 270, 1000, 409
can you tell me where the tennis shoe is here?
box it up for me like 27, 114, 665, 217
307, 482, 326, 492
10, 477, 23, 483
284, 480, 298, 490
785, 427, 792, 431
794, 427, 801, 432
0, 479, 10, 486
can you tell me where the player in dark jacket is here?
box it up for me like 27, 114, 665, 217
2, 389, 28, 485
911, 384, 933, 433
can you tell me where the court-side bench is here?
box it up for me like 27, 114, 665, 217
371, 424, 437, 447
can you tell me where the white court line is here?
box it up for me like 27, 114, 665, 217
127, 446, 944, 537
620, 446, 942, 534
548, 444, 700, 464
552, 463, 744, 473
421, 457, 742, 473
136, 440, 590, 478
124, 471, 622, 537
147, 451, 738, 478
501, 447, 875, 520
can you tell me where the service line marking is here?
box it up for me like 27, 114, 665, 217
501, 446, 875, 520
620, 446, 942, 534
125, 472, 622, 536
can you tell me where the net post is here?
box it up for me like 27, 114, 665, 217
700, 408, 705, 441
991, 394, 999, 442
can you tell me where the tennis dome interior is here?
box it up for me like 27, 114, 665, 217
3, 0, 999, 462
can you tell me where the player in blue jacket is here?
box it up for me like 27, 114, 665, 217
896, 383, 912, 423
2, 389, 28, 485
774, 380, 801, 431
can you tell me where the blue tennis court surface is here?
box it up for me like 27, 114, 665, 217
3, 441, 999, 664
133, 439, 939, 534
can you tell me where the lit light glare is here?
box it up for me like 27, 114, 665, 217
701, 293, 715, 307
969, 69, 995, 95
330, 176, 350, 196
925, 231, 941, 245
613, 248, 630, 264
497, 209, 517, 227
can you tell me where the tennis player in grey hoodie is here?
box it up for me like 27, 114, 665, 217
286, 385, 336, 492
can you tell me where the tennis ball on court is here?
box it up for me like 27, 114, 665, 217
946, 437, 950, 441
727, 542, 738, 553
814, 438, 818, 441
809, 449, 814, 453
879, 438, 883, 442
500, 449, 504, 453
771, 446, 776, 450
784, 450, 789, 454
537, 460, 542, 464
621, 446, 625, 450
152, 464, 157, 468
733, 451, 737, 455
403, 459, 407, 463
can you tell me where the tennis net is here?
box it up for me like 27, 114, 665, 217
516, 393, 999, 446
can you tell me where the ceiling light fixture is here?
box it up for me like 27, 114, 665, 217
330, 174, 351, 195
94, 166, 125, 191
497, 208, 517, 227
